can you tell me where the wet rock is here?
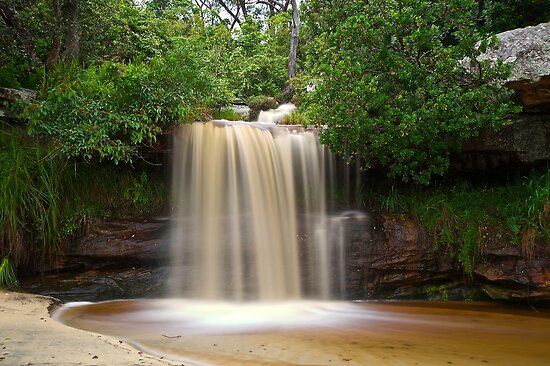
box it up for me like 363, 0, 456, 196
344, 213, 549, 302
474, 241, 550, 301
26, 215, 549, 303
344, 214, 458, 299
63, 219, 169, 265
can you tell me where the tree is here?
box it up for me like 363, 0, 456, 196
476, 0, 550, 33
283, 0, 299, 99
0, 0, 39, 65
301, 0, 518, 184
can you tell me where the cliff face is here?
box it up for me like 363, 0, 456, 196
48, 214, 547, 302
341, 214, 549, 301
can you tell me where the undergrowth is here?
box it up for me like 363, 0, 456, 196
366, 171, 550, 274
0, 125, 63, 285
0, 125, 168, 288
214, 109, 245, 121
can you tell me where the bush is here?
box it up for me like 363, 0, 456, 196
248, 95, 278, 112
23, 40, 225, 164
302, 0, 518, 184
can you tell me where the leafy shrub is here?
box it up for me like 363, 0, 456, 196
248, 95, 278, 112
302, 0, 518, 184
24, 40, 225, 164
214, 109, 246, 121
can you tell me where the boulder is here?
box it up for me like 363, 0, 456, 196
0, 87, 37, 119
474, 241, 550, 301
220, 104, 251, 121
482, 22, 550, 112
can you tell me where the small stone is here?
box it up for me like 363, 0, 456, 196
92, 355, 98, 359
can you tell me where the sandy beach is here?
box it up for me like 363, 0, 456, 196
0, 291, 180, 366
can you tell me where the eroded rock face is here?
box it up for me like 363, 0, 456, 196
48, 215, 548, 302
343, 214, 549, 301
483, 22, 550, 112
343, 214, 459, 299
63, 219, 169, 265
474, 241, 550, 301
456, 113, 550, 170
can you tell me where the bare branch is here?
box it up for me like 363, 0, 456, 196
216, 0, 242, 25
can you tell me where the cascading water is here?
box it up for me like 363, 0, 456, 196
168, 118, 338, 301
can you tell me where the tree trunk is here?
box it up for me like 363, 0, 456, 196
217, 0, 241, 28
46, 0, 62, 72
284, 0, 300, 100
61, 0, 81, 60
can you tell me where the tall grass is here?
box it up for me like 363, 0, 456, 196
0, 125, 64, 286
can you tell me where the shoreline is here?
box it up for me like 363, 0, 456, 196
0, 291, 181, 366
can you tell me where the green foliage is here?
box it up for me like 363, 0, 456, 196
0, 126, 63, 270
80, 0, 174, 64
248, 95, 278, 111
230, 16, 289, 100
124, 172, 153, 209
63, 164, 168, 220
0, 124, 168, 283
0, 256, 18, 289
281, 110, 310, 125
214, 109, 245, 121
367, 170, 550, 273
476, 0, 550, 33
301, 0, 518, 184
421, 284, 449, 300
24, 40, 223, 163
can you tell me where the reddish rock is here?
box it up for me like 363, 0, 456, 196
474, 241, 550, 300
63, 219, 169, 264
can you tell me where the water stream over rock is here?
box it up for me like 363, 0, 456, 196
168, 120, 342, 301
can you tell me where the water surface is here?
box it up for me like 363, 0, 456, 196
53, 299, 550, 366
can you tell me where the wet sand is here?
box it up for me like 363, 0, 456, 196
0, 292, 180, 366
54, 299, 550, 366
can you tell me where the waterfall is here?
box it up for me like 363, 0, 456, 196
168, 119, 339, 301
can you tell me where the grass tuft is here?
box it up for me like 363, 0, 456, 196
0, 256, 18, 289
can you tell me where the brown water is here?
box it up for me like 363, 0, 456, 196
169, 121, 341, 301
53, 299, 550, 366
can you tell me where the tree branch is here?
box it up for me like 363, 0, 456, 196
217, 0, 241, 25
